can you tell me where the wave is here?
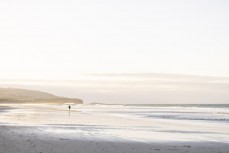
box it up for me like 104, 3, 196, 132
143, 113, 229, 122
108, 105, 229, 123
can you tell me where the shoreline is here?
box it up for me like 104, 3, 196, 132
0, 103, 229, 153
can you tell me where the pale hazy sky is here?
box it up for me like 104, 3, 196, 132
0, 0, 229, 80
0, 0, 229, 104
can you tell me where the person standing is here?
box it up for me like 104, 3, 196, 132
68, 105, 71, 117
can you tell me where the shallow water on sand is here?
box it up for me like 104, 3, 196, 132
0, 104, 229, 143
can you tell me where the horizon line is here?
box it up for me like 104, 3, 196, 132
0, 73, 229, 81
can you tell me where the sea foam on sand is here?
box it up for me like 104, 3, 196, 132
0, 104, 229, 153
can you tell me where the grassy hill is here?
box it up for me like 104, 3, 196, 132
0, 88, 83, 104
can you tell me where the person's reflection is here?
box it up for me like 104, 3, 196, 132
68, 105, 71, 117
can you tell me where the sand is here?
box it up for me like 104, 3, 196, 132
0, 104, 229, 153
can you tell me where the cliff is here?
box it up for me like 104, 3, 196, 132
0, 88, 83, 104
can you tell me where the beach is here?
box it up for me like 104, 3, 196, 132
0, 104, 229, 153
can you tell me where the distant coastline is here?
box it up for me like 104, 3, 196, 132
0, 87, 83, 104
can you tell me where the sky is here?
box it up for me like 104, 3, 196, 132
0, 0, 229, 80
0, 0, 229, 103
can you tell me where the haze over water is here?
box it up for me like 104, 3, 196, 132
1, 73, 229, 104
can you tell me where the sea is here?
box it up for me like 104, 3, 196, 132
82, 104, 229, 123
1, 103, 229, 143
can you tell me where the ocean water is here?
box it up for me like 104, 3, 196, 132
81, 104, 229, 123
70, 104, 229, 142
1, 103, 229, 142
